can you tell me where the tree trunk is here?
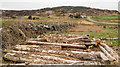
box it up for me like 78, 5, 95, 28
25, 41, 86, 49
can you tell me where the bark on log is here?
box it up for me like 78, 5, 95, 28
18, 29, 27, 39
16, 45, 40, 48
4, 53, 56, 64
15, 46, 99, 60
100, 43, 119, 62
99, 52, 109, 61
27, 38, 47, 42
98, 45, 115, 61
4, 50, 80, 63
4, 52, 101, 65
71, 61, 101, 65
25, 41, 86, 49
66, 36, 89, 41
100, 37, 118, 40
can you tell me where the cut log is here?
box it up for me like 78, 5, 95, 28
77, 42, 95, 46
18, 29, 27, 39
71, 61, 101, 65
27, 38, 47, 42
79, 39, 92, 42
100, 37, 118, 40
100, 43, 119, 62
99, 52, 109, 61
98, 45, 115, 61
15, 46, 99, 60
4, 53, 56, 64
16, 45, 40, 48
25, 41, 86, 49
5, 50, 80, 63
4, 52, 102, 65
66, 36, 89, 41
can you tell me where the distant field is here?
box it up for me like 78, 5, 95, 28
94, 15, 119, 20
92, 15, 119, 23
2, 16, 92, 25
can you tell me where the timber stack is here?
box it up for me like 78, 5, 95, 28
3, 34, 119, 65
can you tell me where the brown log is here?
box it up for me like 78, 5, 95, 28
25, 41, 86, 49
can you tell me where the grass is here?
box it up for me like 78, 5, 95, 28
92, 15, 119, 23
94, 15, 119, 20
50, 24, 119, 46
2, 16, 85, 25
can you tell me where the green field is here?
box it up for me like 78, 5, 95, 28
92, 15, 119, 23
49, 24, 119, 46
94, 15, 119, 20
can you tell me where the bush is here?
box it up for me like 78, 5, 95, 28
28, 16, 32, 19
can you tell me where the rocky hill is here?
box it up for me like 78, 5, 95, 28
2, 6, 119, 17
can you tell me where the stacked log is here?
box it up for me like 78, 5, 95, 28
3, 34, 119, 65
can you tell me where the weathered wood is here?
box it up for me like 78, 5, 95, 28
77, 42, 95, 46
25, 41, 86, 49
99, 52, 109, 61
71, 61, 101, 65
15, 46, 98, 60
98, 45, 115, 61
4, 53, 56, 64
16, 45, 40, 48
66, 36, 89, 41
4, 50, 80, 63
27, 38, 47, 42
18, 29, 27, 39
100, 37, 118, 40
101, 43, 119, 62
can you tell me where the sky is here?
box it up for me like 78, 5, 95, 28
0, 0, 119, 10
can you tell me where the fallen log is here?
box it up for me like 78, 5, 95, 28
5, 50, 80, 63
77, 42, 95, 46
29, 35, 89, 42
71, 61, 101, 65
5, 50, 102, 64
4, 53, 56, 64
100, 37, 118, 40
98, 45, 115, 61
25, 41, 86, 49
66, 36, 89, 41
100, 43, 119, 62
27, 38, 47, 42
99, 52, 109, 61
15, 46, 99, 60
16, 45, 40, 48
18, 29, 27, 39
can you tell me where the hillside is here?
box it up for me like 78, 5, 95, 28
2, 6, 119, 17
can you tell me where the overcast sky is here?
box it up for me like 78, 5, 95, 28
0, 0, 119, 10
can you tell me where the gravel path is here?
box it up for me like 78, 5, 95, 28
87, 17, 120, 25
